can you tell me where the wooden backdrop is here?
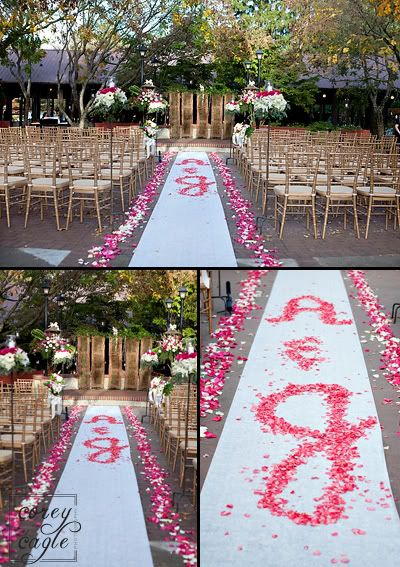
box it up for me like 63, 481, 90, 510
76, 336, 152, 390
168, 92, 234, 139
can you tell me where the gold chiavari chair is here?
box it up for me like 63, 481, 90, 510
167, 395, 197, 472
316, 152, 362, 239
65, 142, 112, 233
357, 153, 400, 238
0, 144, 28, 227
0, 396, 37, 482
24, 143, 70, 230
178, 397, 197, 486
273, 152, 320, 239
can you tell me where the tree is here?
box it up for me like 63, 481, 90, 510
0, 270, 197, 347
371, 0, 400, 20
287, 0, 399, 135
51, 0, 178, 127
1, 34, 45, 124
0, 1, 77, 58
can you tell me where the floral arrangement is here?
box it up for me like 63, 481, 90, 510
53, 348, 75, 370
0, 347, 30, 375
253, 89, 288, 120
142, 335, 184, 368
149, 375, 167, 402
161, 335, 184, 355
136, 81, 168, 115
227, 83, 288, 125
232, 122, 253, 146
171, 352, 197, 379
225, 100, 241, 114
44, 372, 65, 396
241, 91, 258, 105
31, 326, 76, 370
90, 86, 128, 121
143, 119, 158, 139
148, 99, 168, 114
141, 350, 159, 368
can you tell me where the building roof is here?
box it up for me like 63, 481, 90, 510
0, 49, 109, 85
0, 49, 399, 90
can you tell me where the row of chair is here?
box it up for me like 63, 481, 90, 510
0, 126, 154, 232
234, 129, 400, 239
0, 380, 62, 508
149, 383, 197, 506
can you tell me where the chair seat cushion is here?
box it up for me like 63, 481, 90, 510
100, 169, 132, 178
179, 439, 197, 451
61, 169, 94, 178
31, 178, 69, 188
1, 433, 35, 445
274, 185, 313, 196
0, 176, 28, 188
0, 449, 12, 464
72, 179, 111, 190
316, 185, 354, 196
0, 166, 25, 175
332, 176, 359, 184
357, 186, 396, 196
298, 174, 329, 183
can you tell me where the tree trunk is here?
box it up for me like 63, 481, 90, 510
23, 80, 31, 125
370, 103, 385, 138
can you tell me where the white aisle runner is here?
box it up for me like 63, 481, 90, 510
201, 270, 400, 567
129, 152, 237, 267
27, 406, 153, 566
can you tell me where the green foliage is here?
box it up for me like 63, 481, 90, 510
31, 328, 45, 341
0, 270, 197, 350
163, 382, 174, 396
307, 121, 339, 131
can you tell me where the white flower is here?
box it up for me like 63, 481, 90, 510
53, 350, 73, 364
225, 101, 240, 113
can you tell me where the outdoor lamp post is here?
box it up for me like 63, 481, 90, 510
42, 278, 50, 329
6, 334, 17, 507
178, 286, 187, 333
165, 298, 173, 330
256, 49, 263, 89
244, 61, 252, 84
139, 45, 147, 86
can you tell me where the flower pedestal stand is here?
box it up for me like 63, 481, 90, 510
256, 120, 271, 234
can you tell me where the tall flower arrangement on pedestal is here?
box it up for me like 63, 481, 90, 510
141, 334, 191, 396
31, 323, 76, 374
0, 347, 30, 375
89, 86, 128, 122
135, 80, 168, 118
253, 88, 288, 121
224, 82, 289, 137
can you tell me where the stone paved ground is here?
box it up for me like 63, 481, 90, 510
219, 156, 400, 267
1, 148, 399, 267
200, 269, 400, 515
0, 157, 174, 268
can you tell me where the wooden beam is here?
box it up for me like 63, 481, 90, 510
125, 338, 140, 390
139, 337, 153, 390
91, 336, 105, 389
